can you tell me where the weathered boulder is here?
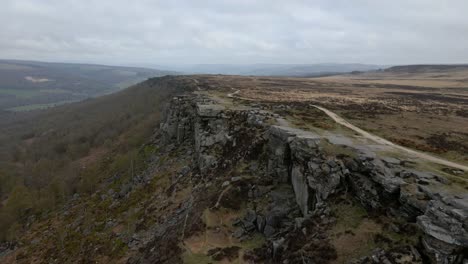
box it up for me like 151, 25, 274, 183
196, 103, 225, 117
266, 126, 296, 183
160, 96, 195, 145
289, 136, 342, 215
290, 165, 310, 216
418, 199, 468, 263
399, 184, 429, 220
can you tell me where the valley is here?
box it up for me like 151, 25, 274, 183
2, 0, 467, 263
1, 70, 467, 263
0, 60, 174, 111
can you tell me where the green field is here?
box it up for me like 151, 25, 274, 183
0, 88, 41, 98
0, 88, 70, 98
7, 100, 79, 112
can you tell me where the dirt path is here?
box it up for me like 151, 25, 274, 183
224, 89, 468, 171
311, 105, 468, 172
227, 89, 240, 98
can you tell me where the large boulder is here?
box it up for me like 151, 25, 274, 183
289, 136, 342, 216
160, 96, 195, 144
266, 126, 296, 183
417, 199, 468, 263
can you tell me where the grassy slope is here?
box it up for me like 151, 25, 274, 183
0, 75, 189, 241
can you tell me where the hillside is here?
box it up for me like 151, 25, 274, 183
0, 60, 174, 111
384, 64, 468, 73
165, 63, 384, 76
0, 74, 467, 263
320, 64, 468, 89
0, 76, 190, 242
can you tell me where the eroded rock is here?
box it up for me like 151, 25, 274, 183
158, 94, 468, 264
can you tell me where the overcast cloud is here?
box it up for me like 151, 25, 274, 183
1, 0, 468, 66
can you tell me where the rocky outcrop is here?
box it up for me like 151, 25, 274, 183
267, 126, 295, 184
161, 95, 273, 175
418, 199, 468, 264
265, 125, 468, 263
160, 94, 468, 263
194, 102, 229, 173
160, 95, 195, 145
290, 135, 344, 216
160, 95, 233, 173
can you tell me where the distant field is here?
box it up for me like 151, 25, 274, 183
0, 88, 42, 98
7, 100, 79, 112
0, 88, 70, 98
319, 65, 468, 88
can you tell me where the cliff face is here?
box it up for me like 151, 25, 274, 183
159, 93, 468, 264
268, 126, 467, 263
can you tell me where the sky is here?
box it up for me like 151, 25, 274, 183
1, 0, 468, 66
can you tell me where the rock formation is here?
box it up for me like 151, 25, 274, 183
158, 93, 468, 263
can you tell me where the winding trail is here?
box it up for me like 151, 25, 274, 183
311, 105, 468, 172
227, 89, 240, 98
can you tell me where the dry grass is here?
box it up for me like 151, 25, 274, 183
190, 72, 468, 163
182, 207, 264, 264
319, 67, 468, 88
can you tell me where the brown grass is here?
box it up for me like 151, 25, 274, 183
190, 73, 468, 163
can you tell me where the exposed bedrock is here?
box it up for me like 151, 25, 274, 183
160, 95, 468, 263
161, 95, 271, 174
160, 95, 195, 145
266, 126, 468, 264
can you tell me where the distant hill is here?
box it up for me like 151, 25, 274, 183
165, 63, 385, 76
247, 63, 385, 76
384, 64, 468, 73
0, 59, 174, 111
317, 63, 468, 89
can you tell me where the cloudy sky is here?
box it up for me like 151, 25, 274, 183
1, 0, 468, 66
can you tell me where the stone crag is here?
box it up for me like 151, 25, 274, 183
266, 125, 468, 264
159, 93, 468, 264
